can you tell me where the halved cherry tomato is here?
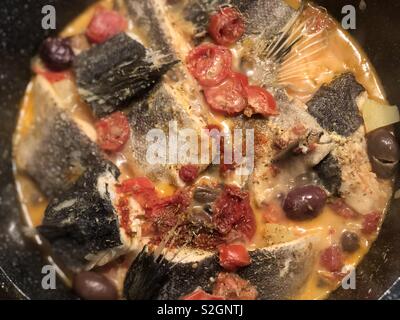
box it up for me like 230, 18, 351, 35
361, 212, 381, 235
320, 245, 344, 272
186, 43, 232, 87
86, 8, 128, 44
244, 86, 278, 117
208, 7, 245, 46
218, 244, 251, 271
181, 288, 224, 300
204, 72, 248, 115
179, 165, 199, 184
95, 111, 130, 152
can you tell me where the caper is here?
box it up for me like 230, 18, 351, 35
193, 186, 220, 203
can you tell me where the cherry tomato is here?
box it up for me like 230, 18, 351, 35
208, 7, 245, 46
186, 43, 232, 87
244, 86, 278, 117
34, 67, 70, 83
204, 72, 248, 115
218, 244, 251, 271
212, 185, 256, 240
212, 272, 258, 300
86, 8, 128, 44
179, 165, 199, 184
328, 199, 359, 219
182, 288, 224, 300
361, 212, 381, 235
95, 111, 130, 152
320, 245, 344, 272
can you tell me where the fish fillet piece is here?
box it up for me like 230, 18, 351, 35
16, 76, 107, 198
308, 73, 391, 214
182, 0, 296, 39
74, 33, 176, 118
123, 0, 177, 56
37, 164, 144, 271
233, 90, 333, 206
307, 73, 364, 137
124, 235, 316, 300
126, 82, 209, 186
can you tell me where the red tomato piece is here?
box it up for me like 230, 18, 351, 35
208, 7, 245, 46
147, 191, 191, 225
116, 197, 134, 237
362, 212, 381, 235
116, 177, 155, 194
320, 245, 344, 272
34, 67, 70, 83
95, 111, 130, 152
204, 72, 248, 115
186, 43, 232, 87
244, 86, 278, 117
182, 288, 224, 300
179, 165, 199, 184
212, 185, 256, 240
218, 244, 251, 271
116, 177, 159, 211
212, 272, 258, 300
86, 8, 128, 44
329, 199, 359, 219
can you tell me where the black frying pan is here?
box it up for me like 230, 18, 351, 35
0, 0, 399, 299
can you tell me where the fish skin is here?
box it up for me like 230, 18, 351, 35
182, 0, 296, 39
127, 82, 208, 185
307, 73, 364, 137
232, 90, 333, 206
314, 153, 342, 196
124, 0, 176, 56
307, 73, 365, 199
232, 0, 297, 36
16, 76, 108, 199
124, 236, 316, 300
74, 33, 176, 118
307, 73, 389, 214
37, 163, 123, 271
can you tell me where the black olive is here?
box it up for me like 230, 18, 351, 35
203, 204, 213, 215
367, 128, 400, 179
283, 185, 327, 221
294, 172, 321, 186
193, 186, 219, 203
40, 37, 75, 71
340, 231, 360, 253
73, 271, 118, 300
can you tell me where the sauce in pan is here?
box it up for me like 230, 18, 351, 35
13, 0, 397, 299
